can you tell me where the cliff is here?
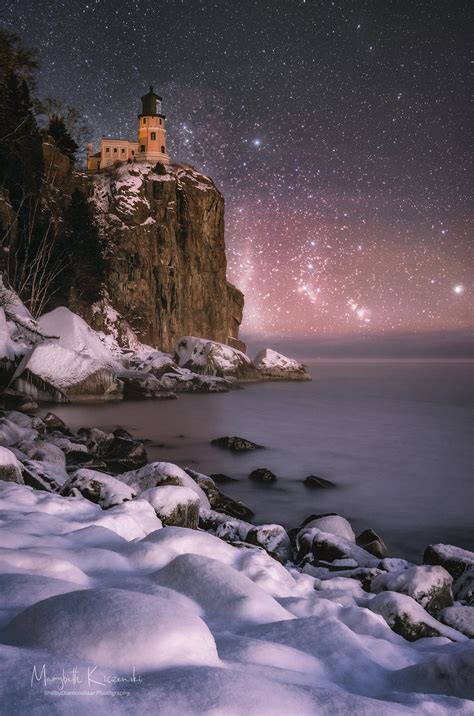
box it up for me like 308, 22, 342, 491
75, 162, 244, 353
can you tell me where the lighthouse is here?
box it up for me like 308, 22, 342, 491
87, 86, 170, 171
137, 86, 169, 164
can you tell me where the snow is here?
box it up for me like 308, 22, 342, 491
441, 607, 474, 638
119, 461, 210, 508
371, 565, 452, 611
304, 514, 356, 542
175, 335, 254, 377
253, 348, 310, 380
140, 485, 200, 518
61, 469, 137, 509
0, 480, 473, 714
38, 306, 117, 367
0, 446, 23, 483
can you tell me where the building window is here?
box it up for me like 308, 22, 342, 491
113, 148, 118, 153
131, 150, 135, 155
105, 147, 110, 153
151, 132, 156, 140
121, 148, 125, 153
161, 145, 165, 153
142, 118, 146, 125
141, 145, 145, 152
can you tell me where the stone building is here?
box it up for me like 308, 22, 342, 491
87, 86, 170, 171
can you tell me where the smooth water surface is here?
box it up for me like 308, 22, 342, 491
53, 360, 474, 561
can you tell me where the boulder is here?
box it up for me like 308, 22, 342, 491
158, 369, 232, 393
198, 509, 253, 542
368, 591, 464, 642
440, 606, 474, 638
453, 566, 474, 605
100, 436, 148, 473
211, 436, 262, 452
118, 462, 210, 508
185, 468, 254, 520
246, 524, 293, 563
356, 529, 388, 559
249, 468, 277, 484
303, 514, 356, 543
297, 527, 378, 568
303, 475, 335, 488
118, 370, 176, 400
60, 469, 136, 508
43, 412, 67, 431
424, 543, 474, 581
0, 388, 38, 412
371, 565, 453, 616
175, 336, 257, 379
252, 348, 311, 381
0, 446, 24, 484
140, 486, 200, 528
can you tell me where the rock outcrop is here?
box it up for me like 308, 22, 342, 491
80, 163, 244, 352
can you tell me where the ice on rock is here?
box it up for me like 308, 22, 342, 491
152, 553, 294, 627
371, 565, 453, 616
3, 587, 220, 671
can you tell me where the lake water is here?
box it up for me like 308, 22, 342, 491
52, 360, 474, 562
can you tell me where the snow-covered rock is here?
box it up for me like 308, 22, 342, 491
297, 527, 378, 568
0, 446, 23, 484
441, 606, 474, 638
371, 565, 453, 616
303, 514, 356, 543
368, 591, 466, 642
453, 565, 474, 605
252, 348, 311, 380
119, 461, 210, 508
175, 336, 257, 379
60, 469, 136, 509
140, 486, 200, 528
246, 524, 293, 563
424, 543, 474, 581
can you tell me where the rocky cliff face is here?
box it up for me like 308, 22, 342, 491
76, 162, 243, 353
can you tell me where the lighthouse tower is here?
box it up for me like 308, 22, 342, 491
137, 86, 170, 164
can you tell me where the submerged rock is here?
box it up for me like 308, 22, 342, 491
248, 468, 277, 484
212, 436, 263, 452
252, 348, 311, 381
303, 475, 335, 489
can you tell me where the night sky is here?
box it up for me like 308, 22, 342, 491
1, 0, 471, 339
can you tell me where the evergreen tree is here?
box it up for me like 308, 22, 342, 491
47, 115, 78, 162
63, 189, 104, 303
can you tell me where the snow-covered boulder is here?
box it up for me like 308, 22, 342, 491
371, 565, 453, 616
140, 486, 200, 528
297, 527, 378, 568
119, 462, 210, 508
368, 591, 466, 642
118, 370, 174, 399
174, 336, 257, 379
252, 348, 311, 381
38, 307, 116, 368
246, 524, 293, 563
424, 543, 474, 581
60, 469, 136, 509
12, 343, 121, 401
356, 528, 388, 558
3, 587, 220, 671
303, 515, 356, 543
185, 468, 255, 521
453, 565, 474, 605
441, 606, 474, 638
0, 446, 23, 484
158, 368, 232, 393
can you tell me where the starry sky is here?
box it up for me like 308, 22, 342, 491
1, 0, 471, 340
